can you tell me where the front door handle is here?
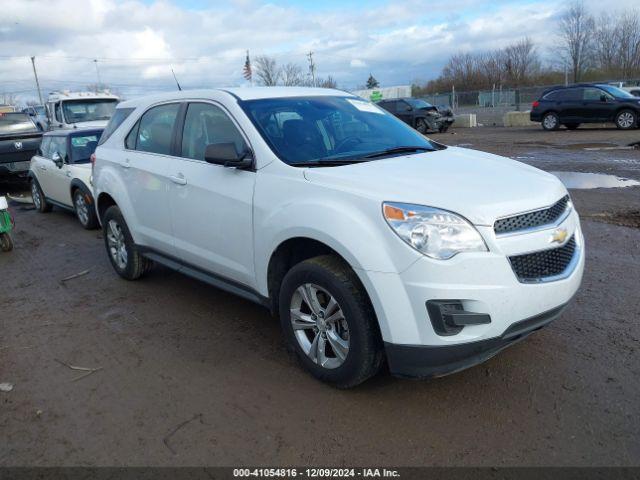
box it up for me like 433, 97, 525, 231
38, 165, 47, 171
120, 159, 131, 169
169, 173, 187, 185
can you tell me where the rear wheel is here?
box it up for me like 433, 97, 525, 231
73, 189, 98, 230
0, 233, 13, 252
615, 110, 637, 130
31, 178, 52, 213
542, 112, 560, 131
279, 255, 383, 388
102, 206, 152, 280
565, 123, 580, 130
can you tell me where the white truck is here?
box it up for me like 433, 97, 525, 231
46, 91, 119, 130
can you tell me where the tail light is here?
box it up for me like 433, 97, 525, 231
90, 153, 96, 178
532, 101, 540, 108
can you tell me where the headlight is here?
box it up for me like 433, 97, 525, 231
383, 202, 487, 259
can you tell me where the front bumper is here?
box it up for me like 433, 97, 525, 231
385, 302, 568, 378
0, 160, 31, 178
357, 209, 584, 377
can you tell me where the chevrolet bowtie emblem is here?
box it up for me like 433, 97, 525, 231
550, 228, 568, 244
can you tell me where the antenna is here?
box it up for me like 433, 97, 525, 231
171, 67, 182, 91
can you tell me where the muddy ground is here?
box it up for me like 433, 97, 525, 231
1, 126, 639, 467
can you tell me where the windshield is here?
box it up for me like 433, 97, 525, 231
70, 132, 102, 163
598, 85, 636, 99
0, 112, 37, 135
62, 99, 117, 124
405, 99, 434, 109
241, 96, 438, 165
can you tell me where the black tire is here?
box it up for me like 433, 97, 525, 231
615, 109, 637, 130
30, 178, 52, 213
416, 118, 428, 134
565, 123, 580, 130
0, 233, 13, 252
102, 205, 152, 280
542, 112, 560, 131
73, 188, 98, 230
278, 255, 383, 388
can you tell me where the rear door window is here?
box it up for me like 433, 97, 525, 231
128, 103, 180, 155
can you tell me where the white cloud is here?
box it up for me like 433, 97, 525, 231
0, 0, 635, 103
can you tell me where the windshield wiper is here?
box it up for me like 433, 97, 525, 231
363, 146, 433, 159
292, 158, 371, 167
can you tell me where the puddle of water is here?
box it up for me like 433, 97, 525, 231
550, 171, 640, 189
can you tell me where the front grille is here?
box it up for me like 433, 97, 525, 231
495, 196, 570, 235
509, 235, 576, 282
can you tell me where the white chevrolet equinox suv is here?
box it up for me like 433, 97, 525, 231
93, 88, 584, 388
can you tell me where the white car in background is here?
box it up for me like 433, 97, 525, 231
29, 128, 102, 229
92, 87, 584, 388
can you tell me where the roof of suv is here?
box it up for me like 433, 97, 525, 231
117, 87, 355, 109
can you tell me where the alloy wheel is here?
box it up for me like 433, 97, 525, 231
106, 219, 128, 270
290, 283, 350, 369
31, 182, 41, 209
75, 192, 89, 226
543, 114, 557, 130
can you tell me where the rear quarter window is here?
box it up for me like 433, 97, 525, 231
98, 107, 135, 145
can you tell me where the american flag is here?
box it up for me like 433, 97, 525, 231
243, 51, 252, 82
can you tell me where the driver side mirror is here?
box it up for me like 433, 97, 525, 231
204, 143, 253, 169
52, 151, 64, 169
600, 94, 608, 102
405, 104, 413, 111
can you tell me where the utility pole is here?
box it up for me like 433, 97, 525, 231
30, 56, 44, 106
93, 59, 102, 92
307, 51, 316, 87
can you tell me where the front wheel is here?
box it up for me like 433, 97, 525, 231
102, 206, 152, 280
0, 233, 13, 252
73, 189, 98, 230
615, 110, 637, 130
542, 112, 560, 131
279, 255, 383, 388
416, 118, 428, 134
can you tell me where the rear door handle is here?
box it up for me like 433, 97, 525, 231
169, 173, 187, 185
38, 165, 47, 171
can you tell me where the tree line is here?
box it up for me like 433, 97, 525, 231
253, 55, 337, 88
414, 1, 640, 95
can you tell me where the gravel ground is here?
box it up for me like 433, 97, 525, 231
1, 126, 639, 467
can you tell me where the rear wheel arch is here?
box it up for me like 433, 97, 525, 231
97, 192, 117, 222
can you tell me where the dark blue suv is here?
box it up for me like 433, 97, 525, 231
530, 84, 640, 131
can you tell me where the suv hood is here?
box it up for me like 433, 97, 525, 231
303, 147, 567, 226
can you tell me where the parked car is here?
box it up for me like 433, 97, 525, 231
377, 98, 455, 133
29, 128, 102, 229
624, 87, 640, 98
0, 112, 42, 180
22, 105, 48, 131
93, 88, 584, 388
530, 83, 640, 130
47, 91, 119, 130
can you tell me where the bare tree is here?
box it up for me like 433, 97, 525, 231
503, 38, 540, 86
254, 55, 281, 86
593, 13, 619, 76
558, 0, 594, 82
318, 75, 338, 89
281, 63, 304, 86
617, 10, 640, 78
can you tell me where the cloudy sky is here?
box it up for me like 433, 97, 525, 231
0, 0, 637, 104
